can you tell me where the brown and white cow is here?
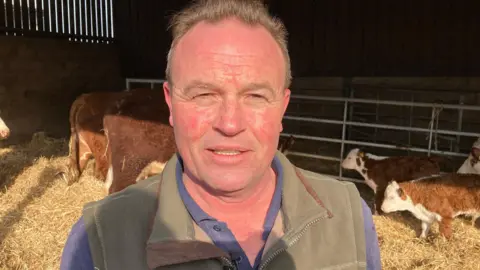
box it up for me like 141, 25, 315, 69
457, 137, 480, 175
102, 89, 177, 194
64, 90, 129, 184
63, 88, 155, 185
341, 148, 447, 214
381, 173, 480, 239
0, 114, 10, 140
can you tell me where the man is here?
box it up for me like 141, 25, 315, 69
60, 0, 381, 269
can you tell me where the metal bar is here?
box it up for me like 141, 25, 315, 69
427, 107, 435, 156
286, 151, 341, 162
282, 115, 480, 138
347, 87, 355, 140
289, 94, 480, 111
457, 96, 464, 152
408, 95, 413, 148
339, 100, 348, 178
125, 78, 166, 84
279, 133, 470, 158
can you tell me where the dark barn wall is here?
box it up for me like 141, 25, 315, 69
114, 0, 192, 79
0, 36, 123, 143
114, 0, 480, 79
269, 0, 480, 77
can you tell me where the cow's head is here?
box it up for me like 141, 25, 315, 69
341, 148, 366, 171
381, 180, 412, 213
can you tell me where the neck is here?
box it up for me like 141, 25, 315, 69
183, 168, 277, 221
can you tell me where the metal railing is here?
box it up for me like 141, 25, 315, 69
125, 78, 165, 90
280, 94, 480, 184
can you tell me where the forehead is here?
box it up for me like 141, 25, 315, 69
171, 18, 285, 89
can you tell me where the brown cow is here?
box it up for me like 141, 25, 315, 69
102, 89, 177, 194
341, 148, 449, 215
382, 173, 480, 239
63, 88, 153, 185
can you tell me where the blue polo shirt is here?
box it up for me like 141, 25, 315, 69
60, 156, 382, 270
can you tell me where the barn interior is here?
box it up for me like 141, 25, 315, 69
1, 0, 480, 269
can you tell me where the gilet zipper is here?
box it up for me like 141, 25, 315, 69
258, 213, 329, 270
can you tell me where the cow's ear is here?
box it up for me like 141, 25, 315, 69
358, 151, 365, 158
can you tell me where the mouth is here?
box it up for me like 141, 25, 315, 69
207, 147, 250, 156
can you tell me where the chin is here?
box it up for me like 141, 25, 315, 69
202, 173, 253, 193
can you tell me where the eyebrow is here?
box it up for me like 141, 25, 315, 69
182, 80, 275, 95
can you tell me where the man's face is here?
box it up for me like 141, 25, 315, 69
164, 18, 290, 194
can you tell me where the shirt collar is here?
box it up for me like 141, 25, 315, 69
175, 155, 284, 226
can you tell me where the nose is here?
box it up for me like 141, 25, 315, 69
213, 99, 245, 136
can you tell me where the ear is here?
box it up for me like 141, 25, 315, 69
163, 82, 174, 127
280, 89, 291, 132
358, 150, 365, 158
397, 187, 407, 200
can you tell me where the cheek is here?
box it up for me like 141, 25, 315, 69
173, 102, 217, 140
246, 107, 283, 141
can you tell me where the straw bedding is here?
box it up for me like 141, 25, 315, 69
0, 133, 479, 269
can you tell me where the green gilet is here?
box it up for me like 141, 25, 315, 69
82, 151, 367, 270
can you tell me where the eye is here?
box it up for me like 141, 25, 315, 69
249, 93, 267, 99
194, 93, 213, 98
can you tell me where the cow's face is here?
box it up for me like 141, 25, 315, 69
381, 181, 412, 213
163, 18, 291, 194
341, 148, 365, 170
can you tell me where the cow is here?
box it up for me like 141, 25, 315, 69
341, 148, 448, 215
381, 173, 480, 239
0, 114, 10, 140
63, 88, 153, 185
102, 89, 177, 194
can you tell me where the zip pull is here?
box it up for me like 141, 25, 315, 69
232, 256, 243, 269
219, 257, 237, 270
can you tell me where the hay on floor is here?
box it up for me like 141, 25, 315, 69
0, 133, 479, 269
